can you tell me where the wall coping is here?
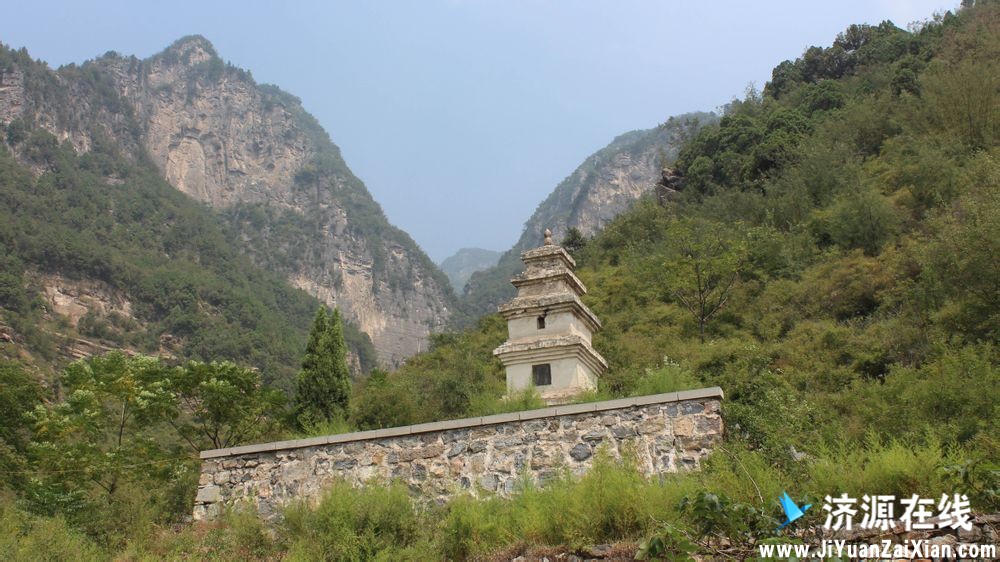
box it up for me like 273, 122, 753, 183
199, 386, 724, 459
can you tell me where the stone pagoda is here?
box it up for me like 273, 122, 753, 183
493, 229, 608, 404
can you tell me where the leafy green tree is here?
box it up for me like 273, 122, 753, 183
166, 360, 286, 451
561, 227, 587, 254
295, 307, 352, 426
655, 219, 748, 343
349, 369, 417, 430
0, 360, 44, 489
27, 353, 174, 515
814, 187, 899, 255
299, 307, 327, 381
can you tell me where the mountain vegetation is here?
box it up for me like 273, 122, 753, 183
459, 112, 715, 323
1, 1, 998, 559
0, 110, 314, 386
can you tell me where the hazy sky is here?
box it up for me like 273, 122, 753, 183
2, 1, 956, 261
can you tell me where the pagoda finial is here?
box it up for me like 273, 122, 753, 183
543, 228, 553, 245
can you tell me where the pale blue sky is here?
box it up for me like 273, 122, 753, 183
2, 1, 955, 261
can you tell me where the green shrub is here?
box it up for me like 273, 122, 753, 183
283, 480, 421, 560
0, 497, 106, 561
808, 435, 957, 501
630, 361, 702, 397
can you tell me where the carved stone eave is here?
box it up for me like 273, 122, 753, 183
510, 268, 587, 297
492, 334, 608, 375
497, 292, 602, 332
520, 245, 576, 269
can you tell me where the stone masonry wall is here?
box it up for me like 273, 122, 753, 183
193, 388, 724, 521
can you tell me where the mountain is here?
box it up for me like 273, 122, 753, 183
438, 247, 501, 292
0, 36, 456, 369
459, 113, 714, 321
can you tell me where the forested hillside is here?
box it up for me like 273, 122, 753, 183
459, 114, 714, 322
0, 42, 381, 386
1, 2, 997, 559
406, 0, 1000, 443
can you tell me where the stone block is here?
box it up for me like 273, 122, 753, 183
195, 485, 220, 504
695, 415, 723, 434
555, 403, 598, 416
441, 429, 470, 443
530, 446, 558, 469
569, 443, 592, 461
675, 387, 724, 401
611, 425, 637, 439
494, 435, 525, 449
638, 416, 666, 435
333, 458, 358, 470
409, 417, 481, 435
412, 463, 427, 481
672, 416, 696, 437
679, 402, 705, 414
478, 474, 498, 491
634, 392, 677, 406
398, 443, 445, 462
470, 454, 486, 473
480, 412, 521, 425
518, 406, 559, 421
521, 419, 549, 433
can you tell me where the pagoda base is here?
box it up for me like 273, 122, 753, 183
502, 354, 599, 406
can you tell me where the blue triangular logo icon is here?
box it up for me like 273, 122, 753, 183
777, 491, 811, 530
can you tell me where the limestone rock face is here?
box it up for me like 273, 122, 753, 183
510, 115, 713, 251
2, 36, 454, 366
100, 39, 308, 208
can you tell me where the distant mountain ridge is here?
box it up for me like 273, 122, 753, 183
439, 248, 502, 292
0, 35, 456, 369
459, 113, 715, 320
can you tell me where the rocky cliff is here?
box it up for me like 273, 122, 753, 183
460, 114, 714, 320
1, 36, 455, 367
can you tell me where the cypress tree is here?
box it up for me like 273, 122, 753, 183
323, 308, 352, 413
299, 307, 327, 379
295, 306, 351, 426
